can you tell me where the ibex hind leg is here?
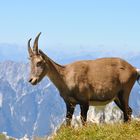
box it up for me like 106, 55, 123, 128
115, 90, 131, 122
114, 98, 132, 116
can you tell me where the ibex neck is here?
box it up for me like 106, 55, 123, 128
46, 58, 68, 93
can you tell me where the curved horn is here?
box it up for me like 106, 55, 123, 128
28, 38, 33, 57
33, 32, 41, 54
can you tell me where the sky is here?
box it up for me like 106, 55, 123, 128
0, 0, 140, 57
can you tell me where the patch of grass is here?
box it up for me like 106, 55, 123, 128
53, 121, 140, 140
0, 134, 15, 140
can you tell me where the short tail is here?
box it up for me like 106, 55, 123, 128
136, 68, 140, 85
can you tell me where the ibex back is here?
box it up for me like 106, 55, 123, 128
28, 33, 140, 125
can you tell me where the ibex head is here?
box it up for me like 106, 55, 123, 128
28, 33, 47, 85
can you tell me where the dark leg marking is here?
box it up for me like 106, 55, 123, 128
66, 103, 75, 126
114, 99, 132, 116
117, 90, 131, 122
80, 103, 89, 125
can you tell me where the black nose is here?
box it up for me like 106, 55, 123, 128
28, 78, 32, 83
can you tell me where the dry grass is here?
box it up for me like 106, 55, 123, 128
0, 134, 15, 140
53, 121, 140, 140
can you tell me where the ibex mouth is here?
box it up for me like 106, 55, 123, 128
28, 78, 38, 85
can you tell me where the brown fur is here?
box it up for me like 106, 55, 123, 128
28, 33, 139, 125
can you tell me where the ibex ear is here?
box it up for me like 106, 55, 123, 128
39, 49, 49, 61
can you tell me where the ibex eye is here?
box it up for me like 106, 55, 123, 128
36, 62, 42, 67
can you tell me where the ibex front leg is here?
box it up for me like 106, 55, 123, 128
80, 103, 89, 125
66, 103, 75, 126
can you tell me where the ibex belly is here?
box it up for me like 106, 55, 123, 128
89, 98, 115, 106
88, 84, 118, 106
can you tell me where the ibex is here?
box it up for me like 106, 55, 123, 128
28, 33, 140, 125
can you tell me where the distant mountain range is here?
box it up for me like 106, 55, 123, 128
0, 61, 66, 138
0, 48, 140, 139
1, 43, 140, 64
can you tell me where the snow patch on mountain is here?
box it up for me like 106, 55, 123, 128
0, 93, 3, 108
